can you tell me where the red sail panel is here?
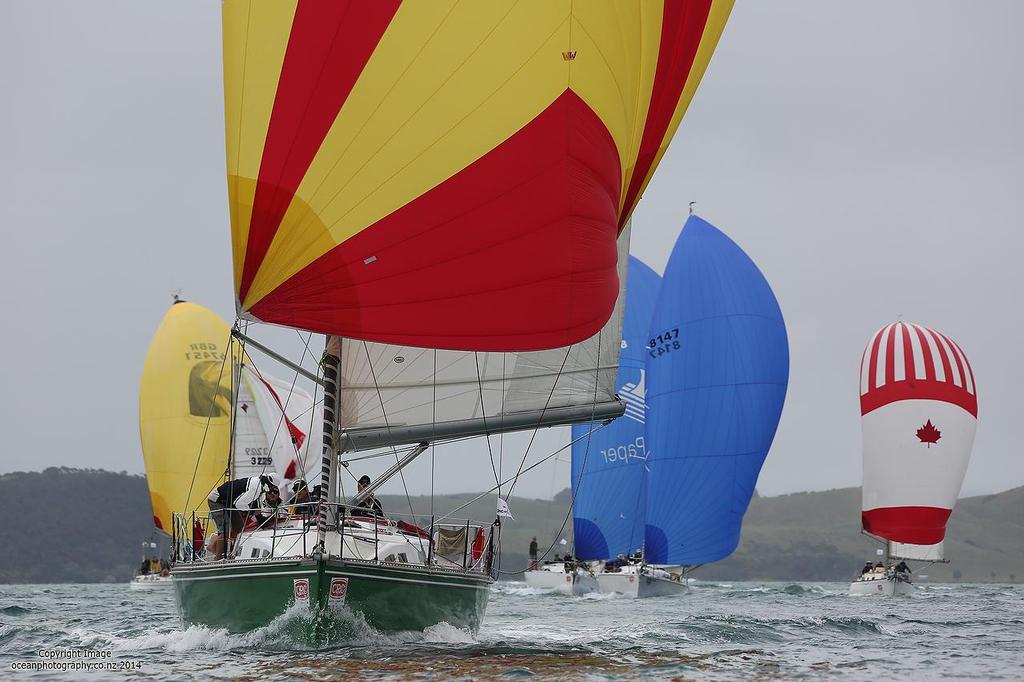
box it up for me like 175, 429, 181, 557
249, 90, 622, 351
862, 506, 952, 545
619, 0, 712, 227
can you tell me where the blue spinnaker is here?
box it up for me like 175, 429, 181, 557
571, 256, 661, 561
644, 216, 788, 565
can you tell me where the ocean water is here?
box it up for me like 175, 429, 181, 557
0, 580, 1021, 680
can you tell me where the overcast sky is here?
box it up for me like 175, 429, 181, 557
1, 1, 1020, 501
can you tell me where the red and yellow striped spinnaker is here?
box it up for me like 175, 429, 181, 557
224, 0, 733, 351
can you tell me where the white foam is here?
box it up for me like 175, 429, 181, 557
421, 621, 476, 644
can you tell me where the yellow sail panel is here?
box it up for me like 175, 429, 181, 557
223, 0, 297, 295
243, 1, 571, 310
618, 0, 734, 219
139, 301, 237, 534
567, 2, 663, 203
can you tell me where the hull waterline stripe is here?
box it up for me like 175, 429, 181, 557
173, 570, 317, 582
174, 567, 489, 590
323, 569, 489, 590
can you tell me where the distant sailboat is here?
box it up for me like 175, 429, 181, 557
544, 256, 659, 596
850, 322, 978, 596
139, 298, 321, 545
129, 537, 172, 590
598, 215, 789, 597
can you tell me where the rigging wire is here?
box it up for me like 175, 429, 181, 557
181, 325, 234, 516
435, 422, 610, 524
503, 345, 573, 501
234, 328, 327, 520
295, 330, 324, 482
498, 330, 606, 573
361, 341, 426, 555
498, 353, 506, 500
431, 350, 436, 523
474, 352, 502, 493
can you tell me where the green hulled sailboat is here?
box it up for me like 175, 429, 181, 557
154, 0, 731, 639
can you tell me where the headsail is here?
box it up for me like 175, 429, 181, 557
139, 301, 238, 534
334, 229, 631, 454
571, 256, 661, 561
223, 0, 734, 350
231, 364, 323, 486
644, 216, 789, 564
859, 322, 978, 560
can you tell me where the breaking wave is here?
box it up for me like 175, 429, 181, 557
0, 581, 1019, 680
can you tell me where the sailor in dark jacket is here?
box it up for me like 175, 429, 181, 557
206, 474, 282, 559
351, 475, 384, 517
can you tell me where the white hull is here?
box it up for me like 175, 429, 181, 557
524, 569, 599, 596
597, 571, 687, 598
129, 574, 173, 589
848, 576, 913, 596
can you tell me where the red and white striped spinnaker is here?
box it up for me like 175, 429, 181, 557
859, 321, 978, 560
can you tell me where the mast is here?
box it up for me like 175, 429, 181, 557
316, 336, 342, 554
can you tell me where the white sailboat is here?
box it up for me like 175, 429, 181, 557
524, 560, 601, 596
596, 563, 686, 598
129, 539, 172, 590
575, 217, 789, 598
850, 321, 978, 596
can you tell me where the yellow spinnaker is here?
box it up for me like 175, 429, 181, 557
139, 301, 239, 534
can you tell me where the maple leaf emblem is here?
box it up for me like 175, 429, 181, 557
916, 419, 941, 447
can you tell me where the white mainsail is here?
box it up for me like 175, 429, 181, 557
335, 229, 631, 454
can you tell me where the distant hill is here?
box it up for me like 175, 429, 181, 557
698, 486, 1024, 582
0, 468, 157, 583
0, 468, 1020, 583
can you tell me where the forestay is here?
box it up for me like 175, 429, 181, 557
232, 364, 323, 486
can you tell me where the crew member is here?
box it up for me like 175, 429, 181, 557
206, 474, 282, 560
288, 479, 317, 517
351, 475, 384, 517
